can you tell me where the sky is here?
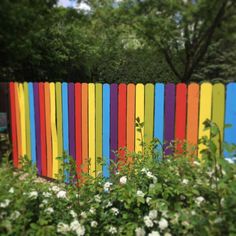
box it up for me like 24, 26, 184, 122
58, 0, 91, 11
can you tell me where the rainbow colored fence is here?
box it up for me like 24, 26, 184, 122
8, 82, 236, 178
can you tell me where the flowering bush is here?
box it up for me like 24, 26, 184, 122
0, 120, 236, 235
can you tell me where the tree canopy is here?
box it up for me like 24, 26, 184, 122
0, 0, 235, 83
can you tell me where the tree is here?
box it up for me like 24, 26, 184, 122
80, 0, 236, 82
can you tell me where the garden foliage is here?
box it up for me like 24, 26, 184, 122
0, 120, 236, 235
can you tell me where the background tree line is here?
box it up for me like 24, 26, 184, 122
0, 0, 235, 83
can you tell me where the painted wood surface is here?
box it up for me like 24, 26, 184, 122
212, 83, 225, 155
8, 82, 236, 179
110, 84, 118, 164
81, 83, 88, 173
224, 83, 236, 158
75, 83, 82, 177
198, 83, 213, 158
144, 83, 154, 144
135, 83, 144, 153
118, 83, 127, 166
175, 83, 187, 154
88, 83, 95, 177
186, 83, 199, 156
102, 84, 110, 177
9, 82, 18, 167
38, 83, 47, 176
164, 83, 175, 155
154, 83, 164, 156
126, 84, 135, 158
44, 82, 52, 177
56, 82, 63, 176
23, 82, 31, 160
28, 83, 36, 165
95, 83, 103, 175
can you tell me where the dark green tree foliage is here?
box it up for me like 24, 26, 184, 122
0, 0, 235, 83
0, 0, 96, 82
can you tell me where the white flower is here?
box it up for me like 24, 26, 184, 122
111, 207, 119, 215
9, 187, 14, 193
164, 233, 172, 236
108, 226, 117, 234
152, 176, 157, 184
91, 221, 98, 228
193, 161, 200, 166
42, 199, 48, 205
29, 191, 38, 199
182, 179, 189, 185
10, 210, 20, 220
95, 195, 101, 203
70, 220, 86, 235
42, 192, 52, 198
159, 218, 168, 230
220, 198, 225, 207
45, 207, 54, 214
191, 210, 196, 215
89, 207, 95, 214
70, 220, 81, 231
70, 210, 78, 218
57, 222, 70, 234
137, 190, 145, 198
57, 190, 67, 199
0, 199, 10, 208
147, 171, 154, 178
51, 186, 61, 192
80, 211, 87, 219
149, 184, 155, 189
141, 168, 148, 173
146, 197, 152, 205
135, 227, 145, 236
195, 196, 205, 206
144, 216, 154, 228
105, 201, 113, 208
120, 176, 127, 185
104, 182, 113, 191
182, 221, 190, 227
149, 210, 158, 220
148, 231, 160, 236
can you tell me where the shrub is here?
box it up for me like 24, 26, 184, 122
0, 121, 236, 235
